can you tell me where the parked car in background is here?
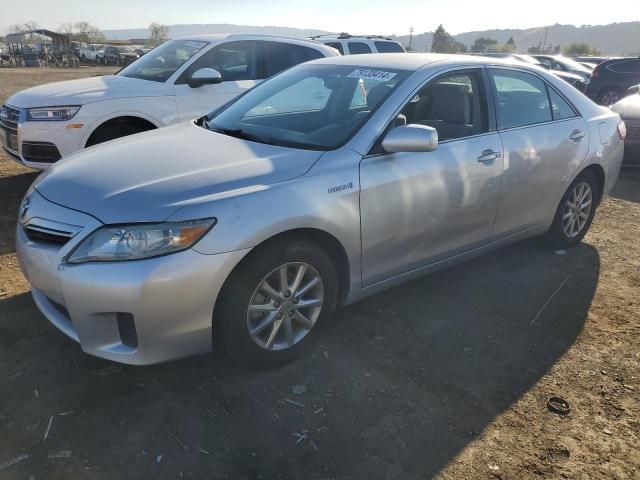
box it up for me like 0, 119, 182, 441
572, 56, 609, 65
479, 53, 588, 91
134, 47, 152, 57
311, 33, 405, 54
578, 62, 598, 71
70, 41, 87, 59
0, 34, 338, 168
96, 45, 139, 65
79, 43, 103, 63
586, 57, 640, 106
533, 55, 593, 82
611, 85, 640, 165
15, 54, 624, 366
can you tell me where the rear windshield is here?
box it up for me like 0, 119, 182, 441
374, 41, 405, 53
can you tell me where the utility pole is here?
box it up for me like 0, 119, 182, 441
408, 27, 414, 51
542, 26, 549, 53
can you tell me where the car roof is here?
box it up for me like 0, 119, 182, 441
307, 52, 521, 71
175, 33, 333, 48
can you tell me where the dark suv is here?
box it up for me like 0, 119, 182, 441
585, 57, 640, 106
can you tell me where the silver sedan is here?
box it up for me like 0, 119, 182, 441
16, 54, 625, 366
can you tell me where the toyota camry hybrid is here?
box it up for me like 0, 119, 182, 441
16, 54, 625, 366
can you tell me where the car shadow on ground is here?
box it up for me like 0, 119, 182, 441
610, 167, 640, 203
0, 171, 38, 255
1, 235, 599, 479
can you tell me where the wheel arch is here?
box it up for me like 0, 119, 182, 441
217, 227, 352, 307
579, 163, 606, 206
83, 113, 160, 147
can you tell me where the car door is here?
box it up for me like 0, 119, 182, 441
360, 68, 504, 286
173, 41, 260, 121
488, 68, 590, 238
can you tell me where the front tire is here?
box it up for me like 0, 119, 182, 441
546, 170, 599, 249
215, 238, 338, 367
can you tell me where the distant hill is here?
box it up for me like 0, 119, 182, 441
103, 21, 640, 56
103, 23, 331, 41
393, 22, 640, 55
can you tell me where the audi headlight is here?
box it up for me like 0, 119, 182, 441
28, 106, 81, 121
67, 218, 216, 263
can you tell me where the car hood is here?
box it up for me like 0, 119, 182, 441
6, 75, 172, 108
34, 122, 323, 224
611, 94, 640, 118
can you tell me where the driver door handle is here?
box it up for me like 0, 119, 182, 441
569, 129, 586, 141
477, 149, 501, 164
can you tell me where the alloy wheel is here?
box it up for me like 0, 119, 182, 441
247, 262, 324, 351
562, 182, 593, 238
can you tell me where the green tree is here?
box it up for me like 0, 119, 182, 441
149, 23, 169, 46
563, 42, 601, 56
502, 36, 517, 53
470, 37, 498, 53
431, 25, 466, 53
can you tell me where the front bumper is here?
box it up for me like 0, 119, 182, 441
16, 191, 249, 365
1, 104, 87, 170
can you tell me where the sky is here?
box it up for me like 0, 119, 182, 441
2, 0, 639, 36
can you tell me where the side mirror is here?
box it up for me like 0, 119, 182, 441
629, 85, 640, 95
381, 124, 438, 153
189, 68, 222, 88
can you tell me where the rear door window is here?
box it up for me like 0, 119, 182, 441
490, 69, 552, 129
348, 42, 372, 55
264, 42, 324, 77
609, 60, 640, 74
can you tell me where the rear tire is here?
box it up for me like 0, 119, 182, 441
545, 170, 599, 249
215, 238, 338, 368
599, 88, 621, 106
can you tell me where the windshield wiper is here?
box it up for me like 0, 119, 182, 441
209, 126, 276, 145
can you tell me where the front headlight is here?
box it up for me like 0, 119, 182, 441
27, 106, 81, 121
67, 218, 216, 264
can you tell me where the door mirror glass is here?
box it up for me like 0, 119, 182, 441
189, 68, 222, 88
381, 124, 438, 153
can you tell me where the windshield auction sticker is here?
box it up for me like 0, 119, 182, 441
347, 69, 397, 81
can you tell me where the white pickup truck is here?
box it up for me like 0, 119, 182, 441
79, 43, 103, 63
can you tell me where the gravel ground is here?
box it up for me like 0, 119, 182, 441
0, 67, 638, 479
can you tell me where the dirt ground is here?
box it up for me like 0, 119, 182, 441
0, 67, 638, 480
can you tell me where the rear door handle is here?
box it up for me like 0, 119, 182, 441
477, 149, 501, 164
569, 129, 586, 141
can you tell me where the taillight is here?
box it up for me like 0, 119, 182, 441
618, 121, 627, 140
591, 67, 600, 78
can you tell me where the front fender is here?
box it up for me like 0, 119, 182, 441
78, 97, 178, 147
166, 149, 363, 294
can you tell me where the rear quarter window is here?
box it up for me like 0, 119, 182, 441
374, 41, 405, 53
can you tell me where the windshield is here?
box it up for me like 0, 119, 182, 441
205, 64, 410, 150
118, 39, 209, 82
557, 56, 592, 73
